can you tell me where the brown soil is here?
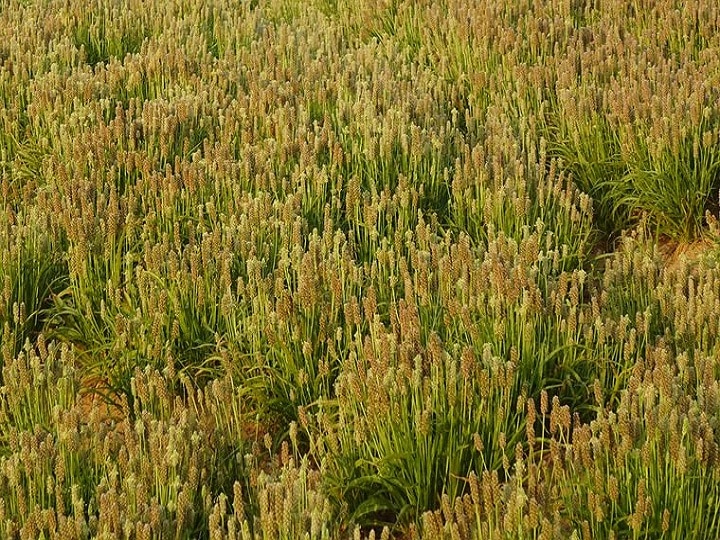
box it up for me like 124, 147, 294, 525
77, 377, 125, 425
657, 237, 714, 271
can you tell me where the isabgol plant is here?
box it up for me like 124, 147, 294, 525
1, 0, 720, 538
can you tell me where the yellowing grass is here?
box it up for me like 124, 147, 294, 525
1, 0, 720, 538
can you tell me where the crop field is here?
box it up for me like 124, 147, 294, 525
2, 0, 720, 538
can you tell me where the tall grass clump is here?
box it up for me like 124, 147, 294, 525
0, 213, 68, 367
313, 330, 519, 528
0, 341, 286, 538
543, 0, 720, 240
305, 154, 598, 527
420, 250, 720, 539
554, 342, 720, 539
